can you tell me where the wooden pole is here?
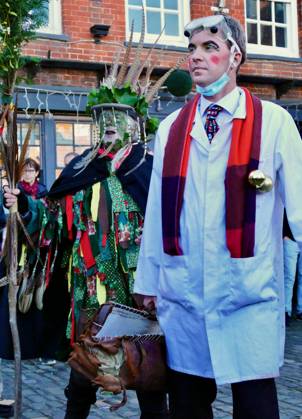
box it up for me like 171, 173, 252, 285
7, 210, 22, 418
5, 78, 22, 417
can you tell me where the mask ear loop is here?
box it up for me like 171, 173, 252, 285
226, 39, 242, 73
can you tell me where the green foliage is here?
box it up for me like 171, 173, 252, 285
146, 116, 159, 135
86, 84, 160, 136
87, 85, 150, 118
0, 0, 47, 102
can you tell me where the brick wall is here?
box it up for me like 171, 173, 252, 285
21, 0, 302, 101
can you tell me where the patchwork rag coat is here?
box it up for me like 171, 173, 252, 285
134, 87, 302, 384
20, 145, 152, 344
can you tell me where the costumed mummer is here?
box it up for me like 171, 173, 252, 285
3, 17, 184, 418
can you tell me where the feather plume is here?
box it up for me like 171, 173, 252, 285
139, 61, 155, 96
124, 7, 145, 86
35, 271, 46, 310
116, 20, 135, 87
16, 118, 35, 181
131, 26, 165, 88
145, 55, 189, 103
107, 47, 123, 86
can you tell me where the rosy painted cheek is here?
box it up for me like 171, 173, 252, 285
210, 55, 220, 65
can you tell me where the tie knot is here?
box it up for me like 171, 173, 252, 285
205, 104, 223, 119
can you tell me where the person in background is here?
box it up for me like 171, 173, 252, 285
283, 210, 302, 325
63, 152, 79, 167
134, 14, 302, 419
18, 158, 47, 199
0, 158, 54, 365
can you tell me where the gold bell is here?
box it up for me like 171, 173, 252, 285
248, 170, 266, 188
248, 170, 273, 193
258, 176, 273, 193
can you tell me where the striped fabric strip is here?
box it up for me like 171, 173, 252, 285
162, 88, 262, 258
162, 94, 200, 255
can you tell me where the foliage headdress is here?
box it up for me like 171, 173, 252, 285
75, 9, 187, 173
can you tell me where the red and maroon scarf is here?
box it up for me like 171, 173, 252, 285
162, 87, 262, 258
19, 180, 39, 198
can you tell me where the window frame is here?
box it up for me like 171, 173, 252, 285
125, 0, 190, 48
245, 0, 299, 58
54, 116, 94, 176
38, 0, 62, 35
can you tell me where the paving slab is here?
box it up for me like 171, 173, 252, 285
1, 320, 301, 418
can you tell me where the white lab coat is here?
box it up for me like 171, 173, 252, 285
134, 88, 302, 384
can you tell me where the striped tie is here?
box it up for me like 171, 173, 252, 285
204, 104, 223, 143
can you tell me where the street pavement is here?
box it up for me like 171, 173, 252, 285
1, 320, 301, 419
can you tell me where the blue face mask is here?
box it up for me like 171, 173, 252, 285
196, 72, 230, 97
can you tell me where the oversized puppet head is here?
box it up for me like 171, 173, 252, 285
73, 9, 187, 173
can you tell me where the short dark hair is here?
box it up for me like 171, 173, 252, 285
23, 158, 40, 173
223, 15, 247, 66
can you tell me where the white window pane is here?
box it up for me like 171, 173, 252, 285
261, 24, 272, 45
247, 22, 258, 44
56, 123, 73, 145
260, 0, 272, 22
275, 2, 286, 24
42, 0, 50, 25
57, 146, 73, 167
74, 124, 91, 146
21, 123, 40, 146
128, 9, 143, 32
246, 0, 257, 19
276, 26, 287, 47
146, 0, 160, 6
27, 147, 41, 164
165, 13, 179, 36
164, 0, 178, 10
147, 11, 161, 34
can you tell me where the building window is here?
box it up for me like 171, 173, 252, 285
126, 0, 190, 48
38, 0, 62, 35
245, 0, 298, 57
17, 120, 42, 163
55, 121, 94, 177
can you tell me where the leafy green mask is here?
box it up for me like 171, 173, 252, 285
87, 85, 159, 138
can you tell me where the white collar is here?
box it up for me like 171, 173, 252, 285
199, 87, 246, 119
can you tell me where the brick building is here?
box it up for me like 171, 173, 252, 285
15, 0, 302, 186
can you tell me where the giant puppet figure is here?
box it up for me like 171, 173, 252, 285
3, 20, 182, 418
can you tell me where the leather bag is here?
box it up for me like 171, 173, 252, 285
68, 302, 167, 410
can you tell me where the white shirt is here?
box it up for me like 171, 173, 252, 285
134, 87, 302, 384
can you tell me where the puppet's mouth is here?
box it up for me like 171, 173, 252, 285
103, 127, 119, 143
105, 128, 117, 135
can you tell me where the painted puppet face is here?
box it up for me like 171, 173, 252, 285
98, 108, 139, 151
188, 29, 232, 87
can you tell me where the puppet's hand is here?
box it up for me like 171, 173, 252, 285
3, 186, 29, 214
143, 295, 157, 316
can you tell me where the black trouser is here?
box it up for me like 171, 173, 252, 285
168, 369, 280, 419
64, 369, 169, 419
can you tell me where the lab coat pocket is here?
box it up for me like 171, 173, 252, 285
227, 253, 277, 312
159, 254, 189, 304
